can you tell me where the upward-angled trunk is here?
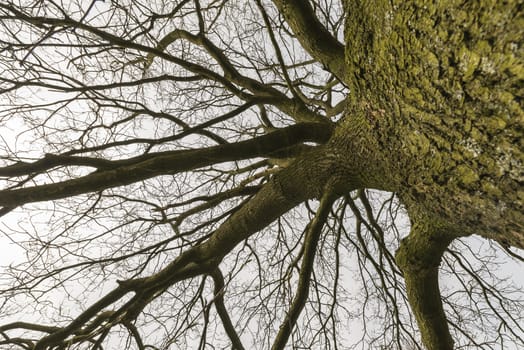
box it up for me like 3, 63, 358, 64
0, 2, 520, 349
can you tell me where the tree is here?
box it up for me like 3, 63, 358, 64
0, 0, 522, 349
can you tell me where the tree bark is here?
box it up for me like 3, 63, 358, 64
271, 0, 346, 81
336, 1, 523, 348
0, 2, 521, 349
395, 219, 455, 350
0, 123, 332, 208
341, 0, 523, 247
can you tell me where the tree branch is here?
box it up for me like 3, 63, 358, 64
0, 123, 333, 208
395, 219, 455, 350
211, 269, 245, 350
270, 0, 346, 82
26, 142, 352, 349
271, 183, 338, 350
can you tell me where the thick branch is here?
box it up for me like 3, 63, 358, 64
0, 322, 60, 334
271, 0, 346, 82
0, 123, 332, 208
395, 219, 455, 350
29, 143, 354, 349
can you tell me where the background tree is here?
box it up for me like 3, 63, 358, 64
0, 1, 522, 349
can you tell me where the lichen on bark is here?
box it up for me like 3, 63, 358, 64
343, 0, 523, 246
341, 1, 523, 348
395, 217, 455, 350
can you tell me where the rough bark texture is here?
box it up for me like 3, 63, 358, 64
341, 0, 523, 247
338, 1, 523, 348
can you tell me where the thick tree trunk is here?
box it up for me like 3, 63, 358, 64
273, 3, 522, 346
341, 0, 523, 247
338, 1, 523, 348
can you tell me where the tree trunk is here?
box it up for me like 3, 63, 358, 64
340, 0, 523, 247
337, 1, 523, 348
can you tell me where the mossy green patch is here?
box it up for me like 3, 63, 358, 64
481, 181, 503, 197
455, 164, 479, 185
458, 46, 481, 81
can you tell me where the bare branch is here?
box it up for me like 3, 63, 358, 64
270, 0, 346, 82
0, 122, 332, 208
271, 183, 338, 350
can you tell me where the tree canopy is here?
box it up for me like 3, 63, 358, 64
0, 1, 522, 349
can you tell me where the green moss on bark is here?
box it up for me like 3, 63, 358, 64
395, 219, 455, 350
341, 2, 523, 347
342, 0, 524, 247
